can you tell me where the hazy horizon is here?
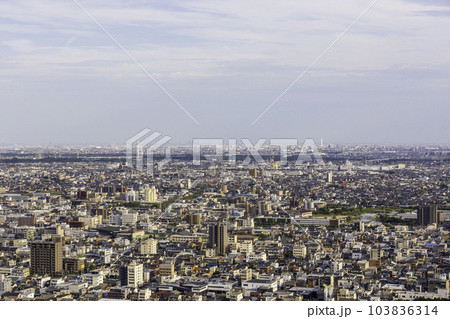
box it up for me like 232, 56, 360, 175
1, 140, 450, 148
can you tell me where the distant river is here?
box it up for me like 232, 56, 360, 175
358, 213, 382, 225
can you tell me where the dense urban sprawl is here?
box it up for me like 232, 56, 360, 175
0, 145, 449, 301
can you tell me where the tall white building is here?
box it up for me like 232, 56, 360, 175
327, 171, 333, 183
125, 190, 136, 202
144, 186, 157, 202
127, 261, 144, 288
99, 248, 112, 264
304, 199, 314, 211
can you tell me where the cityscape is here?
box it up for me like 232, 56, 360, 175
1, 0, 450, 313
0, 144, 448, 301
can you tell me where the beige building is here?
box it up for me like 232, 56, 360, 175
293, 243, 307, 259
139, 238, 158, 255
159, 262, 175, 277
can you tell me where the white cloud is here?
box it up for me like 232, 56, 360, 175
0, 0, 449, 81
1, 0, 450, 144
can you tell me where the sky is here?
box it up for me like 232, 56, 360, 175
1, 0, 450, 146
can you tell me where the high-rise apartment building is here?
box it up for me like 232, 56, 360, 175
119, 261, 144, 287
144, 186, 157, 202
30, 240, 63, 276
417, 206, 440, 225
327, 171, 333, 183
208, 222, 228, 256
356, 221, 365, 232
127, 261, 144, 287
187, 213, 201, 225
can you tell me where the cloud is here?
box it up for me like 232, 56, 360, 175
0, 1, 448, 78
0, 0, 450, 144
416, 10, 450, 16
3, 39, 35, 52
